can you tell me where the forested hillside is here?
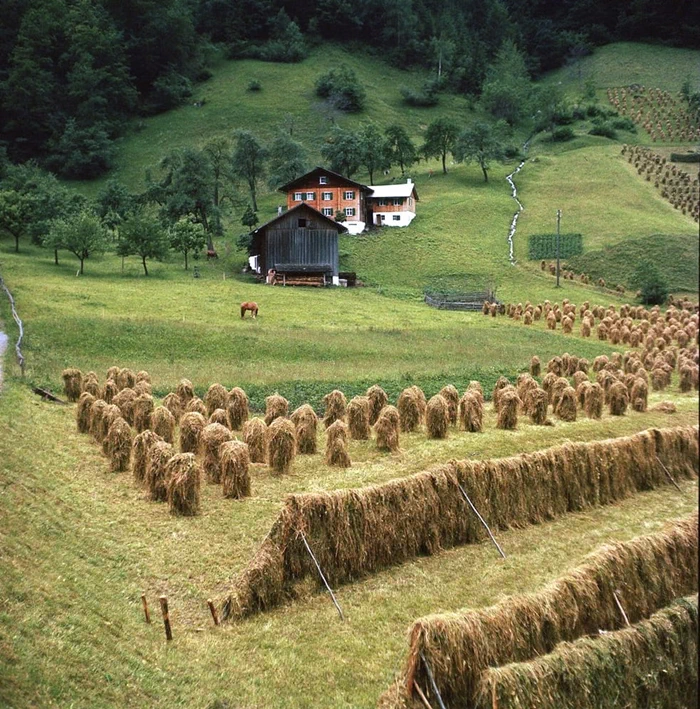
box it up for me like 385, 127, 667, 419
1, 0, 698, 177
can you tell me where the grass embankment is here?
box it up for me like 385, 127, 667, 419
0, 379, 697, 708
0, 243, 624, 402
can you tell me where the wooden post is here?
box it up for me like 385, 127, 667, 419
141, 594, 151, 623
457, 483, 506, 559
613, 590, 630, 627
555, 209, 562, 288
420, 652, 447, 709
414, 682, 435, 709
656, 456, 683, 492
207, 599, 220, 626
159, 596, 173, 641
300, 531, 345, 621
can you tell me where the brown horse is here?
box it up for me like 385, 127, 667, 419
240, 301, 259, 319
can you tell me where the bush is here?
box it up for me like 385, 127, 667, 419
528, 233, 583, 260
611, 116, 636, 132
670, 152, 700, 163
632, 261, 669, 305
400, 80, 439, 107
551, 126, 575, 142
149, 71, 193, 113
315, 65, 365, 113
247, 79, 261, 92
589, 122, 617, 139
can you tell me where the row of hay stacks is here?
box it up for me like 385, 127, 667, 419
621, 144, 700, 222
475, 595, 697, 709
219, 426, 699, 622
379, 513, 698, 708
483, 296, 700, 348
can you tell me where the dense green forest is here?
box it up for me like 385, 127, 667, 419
1, 0, 698, 177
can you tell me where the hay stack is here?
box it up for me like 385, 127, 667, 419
366, 385, 388, 425
492, 376, 511, 409
516, 375, 538, 414
608, 381, 629, 416
100, 404, 123, 451
467, 381, 484, 404
146, 441, 174, 502
556, 386, 577, 422
209, 408, 230, 427
226, 387, 249, 430
219, 441, 251, 499
62, 368, 83, 402
165, 453, 201, 515
426, 395, 450, 439
105, 417, 133, 472
459, 392, 483, 433
631, 379, 648, 412
150, 406, 175, 443
291, 404, 318, 454
106, 366, 120, 382
576, 380, 592, 408
398, 388, 422, 432
82, 374, 101, 398
325, 420, 351, 467
547, 312, 556, 330
185, 396, 207, 417
529, 388, 549, 425
496, 388, 520, 430
374, 405, 400, 451
133, 380, 152, 396
439, 385, 459, 426
131, 394, 154, 433
680, 364, 695, 392
561, 316, 573, 334
112, 387, 137, 425
176, 379, 195, 406
409, 386, 427, 421
76, 392, 95, 433
243, 417, 267, 463
529, 356, 541, 377
135, 370, 151, 384
547, 357, 563, 376
132, 430, 163, 485
205, 383, 228, 416
593, 355, 609, 372
584, 383, 604, 419
580, 320, 591, 337
572, 371, 588, 390
322, 389, 347, 428
347, 396, 371, 440
200, 422, 233, 483
117, 368, 136, 390
180, 411, 206, 454
550, 377, 570, 413
264, 393, 289, 425
101, 379, 118, 404
266, 417, 296, 474
89, 399, 109, 441
162, 392, 183, 421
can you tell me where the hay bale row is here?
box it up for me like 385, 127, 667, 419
220, 426, 699, 622
476, 595, 698, 709
397, 514, 698, 708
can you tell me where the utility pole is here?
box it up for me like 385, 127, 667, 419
555, 209, 562, 288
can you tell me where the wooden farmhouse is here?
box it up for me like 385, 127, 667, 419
248, 202, 347, 286
278, 167, 419, 234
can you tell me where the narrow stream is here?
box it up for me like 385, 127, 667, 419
505, 159, 526, 265
0, 331, 8, 391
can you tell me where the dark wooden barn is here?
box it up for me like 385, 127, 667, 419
248, 203, 348, 285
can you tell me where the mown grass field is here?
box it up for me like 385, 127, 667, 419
1, 40, 699, 709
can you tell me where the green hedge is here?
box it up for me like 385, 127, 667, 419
528, 233, 583, 260
670, 152, 700, 163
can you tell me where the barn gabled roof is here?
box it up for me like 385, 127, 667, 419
368, 180, 419, 200
278, 166, 371, 193
249, 202, 349, 236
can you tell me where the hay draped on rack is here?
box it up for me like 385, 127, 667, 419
150, 406, 175, 443
264, 393, 289, 426
200, 423, 233, 483
220, 441, 251, 499
204, 383, 228, 417
105, 417, 133, 472
375, 405, 400, 451
132, 430, 163, 485
325, 420, 351, 467
219, 426, 699, 623
243, 417, 267, 463
291, 404, 318, 454
227, 387, 249, 430
180, 411, 206, 454
347, 396, 371, 440
62, 368, 83, 402
165, 453, 201, 516
322, 390, 347, 429
476, 595, 698, 709
266, 417, 296, 474
366, 385, 389, 425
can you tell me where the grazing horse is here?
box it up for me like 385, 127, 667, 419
240, 301, 258, 319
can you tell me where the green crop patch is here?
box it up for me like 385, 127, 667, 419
528, 233, 583, 260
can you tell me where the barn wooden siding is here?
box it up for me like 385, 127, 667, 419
266, 229, 339, 276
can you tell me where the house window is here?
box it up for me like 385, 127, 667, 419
322, 207, 333, 216
322, 191, 333, 200
293, 192, 303, 201
345, 207, 356, 217
392, 215, 401, 221
298, 218, 307, 227
378, 198, 387, 206
343, 190, 355, 200
319, 176, 328, 184
304, 192, 316, 201
392, 198, 403, 206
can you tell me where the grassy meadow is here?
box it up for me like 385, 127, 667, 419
0, 40, 699, 709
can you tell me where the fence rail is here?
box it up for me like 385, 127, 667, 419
424, 291, 497, 311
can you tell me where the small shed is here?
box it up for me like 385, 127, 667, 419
249, 203, 348, 285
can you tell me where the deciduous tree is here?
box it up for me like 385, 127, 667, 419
44, 211, 109, 274
116, 209, 169, 276
422, 118, 458, 174
453, 121, 506, 182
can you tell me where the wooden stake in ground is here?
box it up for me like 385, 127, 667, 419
419, 652, 447, 709
613, 590, 630, 626
141, 594, 150, 623
457, 483, 506, 559
207, 599, 220, 626
656, 455, 683, 493
414, 682, 436, 709
159, 595, 173, 641
299, 531, 345, 621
